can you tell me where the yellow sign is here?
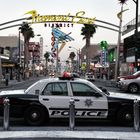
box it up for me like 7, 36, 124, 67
2, 64, 15, 67
25, 10, 96, 25
82, 63, 86, 70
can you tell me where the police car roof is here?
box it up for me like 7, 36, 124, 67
38, 77, 85, 83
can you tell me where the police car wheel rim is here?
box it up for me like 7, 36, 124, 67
31, 112, 38, 119
29, 110, 40, 121
125, 113, 132, 121
118, 108, 133, 125
25, 106, 45, 125
129, 84, 138, 93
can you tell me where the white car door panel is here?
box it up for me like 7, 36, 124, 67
39, 82, 70, 118
70, 82, 108, 118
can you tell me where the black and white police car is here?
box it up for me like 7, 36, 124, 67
0, 76, 136, 126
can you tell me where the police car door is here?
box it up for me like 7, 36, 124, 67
39, 82, 70, 118
70, 82, 108, 118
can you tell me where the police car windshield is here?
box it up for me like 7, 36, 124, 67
25, 81, 39, 93
86, 80, 102, 92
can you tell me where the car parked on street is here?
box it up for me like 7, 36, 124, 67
117, 71, 140, 81
0, 76, 135, 126
118, 77, 140, 93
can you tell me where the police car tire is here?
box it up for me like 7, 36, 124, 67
117, 107, 133, 126
128, 83, 139, 93
24, 106, 47, 126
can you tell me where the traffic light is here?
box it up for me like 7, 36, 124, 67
51, 32, 55, 47
100, 41, 108, 50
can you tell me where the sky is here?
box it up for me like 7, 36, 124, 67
0, 0, 139, 61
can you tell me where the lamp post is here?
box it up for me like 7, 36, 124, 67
69, 46, 80, 72
115, 5, 123, 81
134, 0, 139, 71
115, 0, 139, 80
17, 31, 21, 82
0, 55, 2, 83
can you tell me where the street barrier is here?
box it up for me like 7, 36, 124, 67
69, 98, 75, 130
3, 97, 10, 130
134, 99, 139, 131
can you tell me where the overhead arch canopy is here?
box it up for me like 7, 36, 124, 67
0, 10, 120, 33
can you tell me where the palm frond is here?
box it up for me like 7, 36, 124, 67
118, 0, 128, 4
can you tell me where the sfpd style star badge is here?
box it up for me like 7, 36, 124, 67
85, 99, 93, 107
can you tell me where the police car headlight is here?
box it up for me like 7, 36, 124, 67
120, 78, 125, 81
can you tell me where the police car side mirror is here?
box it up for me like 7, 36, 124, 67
94, 92, 102, 98
35, 89, 40, 95
102, 88, 110, 95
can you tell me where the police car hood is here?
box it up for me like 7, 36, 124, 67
109, 91, 140, 100
0, 90, 25, 96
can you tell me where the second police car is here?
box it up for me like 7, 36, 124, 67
0, 76, 135, 126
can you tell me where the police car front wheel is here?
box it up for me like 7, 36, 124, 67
117, 107, 133, 126
24, 106, 48, 126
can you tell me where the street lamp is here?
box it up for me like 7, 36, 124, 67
133, 0, 139, 71
17, 31, 21, 82
0, 55, 2, 83
115, 5, 123, 81
69, 46, 80, 72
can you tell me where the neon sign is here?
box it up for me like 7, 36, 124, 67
25, 10, 96, 25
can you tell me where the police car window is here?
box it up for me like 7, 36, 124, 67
42, 82, 68, 96
71, 83, 98, 96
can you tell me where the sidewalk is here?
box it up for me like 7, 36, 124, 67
0, 75, 45, 89
0, 126, 140, 139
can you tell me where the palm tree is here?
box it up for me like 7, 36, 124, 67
69, 51, 76, 72
118, 0, 128, 4
81, 24, 97, 72
19, 22, 34, 71
44, 51, 50, 75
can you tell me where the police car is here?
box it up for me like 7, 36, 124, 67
0, 76, 135, 126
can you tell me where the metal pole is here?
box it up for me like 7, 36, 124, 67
134, 99, 139, 131
115, 5, 123, 81
3, 97, 10, 130
69, 98, 75, 130
134, 0, 139, 71
0, 55, 2, 84
56, 43, 59, 77
18, 31, 21, 82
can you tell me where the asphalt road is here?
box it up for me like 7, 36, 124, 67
0, 78, 140, 139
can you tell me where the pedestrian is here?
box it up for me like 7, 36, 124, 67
5, 73, 9, 86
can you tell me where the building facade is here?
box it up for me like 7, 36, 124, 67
0, 36, 24, 80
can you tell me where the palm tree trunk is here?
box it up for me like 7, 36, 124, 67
23, 41, 29, 79
86, 35, 90, 73
46, 60, 48, 75
25, 41, 29, 69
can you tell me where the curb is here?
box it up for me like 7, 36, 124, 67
0, 129, 139, 140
